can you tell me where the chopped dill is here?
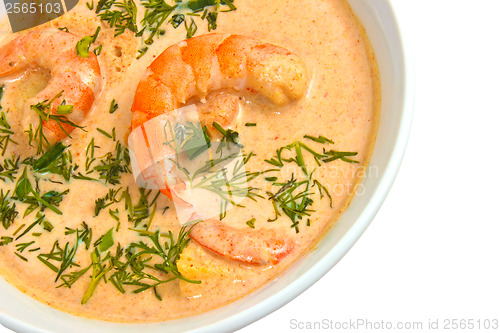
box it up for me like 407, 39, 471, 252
26, 91, 85, 154
0, 111, 18, 156
53, 224, 198, 304
97, 128, 113, 138
0, 190, 18, 230
109, 99, 119, 114
246, 217, 256, 229
95, 187, 123, 216
38, 223, 92, 281
16, 241, 35, 253
93, 44, 103, 56
263, 136, 357, 229
93, 141, 131, 185
25, 142, 77, 182
15, 212, 52, 241
125, 188, 159, 227
14, 252, 28, 261
92, 0, 236, 58
0, 156, 19, 182
0, 236, 13, 246
13, 167, 65, 216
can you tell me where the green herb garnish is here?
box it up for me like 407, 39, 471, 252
95, 228, 114, 252
95, 187, 123, 216
0, 190, 18, 230
109, 99, 119, 114
0, 236, 13, 246
75, 26, 101, 58
0, 111, 18, 156
26, 91, 84, 154
262, 137, 357, 229
93, 141, 131, 185
38, 223, 92, 281
54, 225, 197, 304
0, 156, 19, 182
93, 0, 236, 58
76, 36, 93, 58
246, 217, 256, 229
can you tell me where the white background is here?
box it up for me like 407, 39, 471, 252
2, 1, 500, 332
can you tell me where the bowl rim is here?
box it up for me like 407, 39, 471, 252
0, 0, 414, 332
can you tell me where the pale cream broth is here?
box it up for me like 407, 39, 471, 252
0, 0, 380, 322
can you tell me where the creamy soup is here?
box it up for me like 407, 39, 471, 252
0, 0, 380, 322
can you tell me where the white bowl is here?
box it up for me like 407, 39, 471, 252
0, 0, 413, 332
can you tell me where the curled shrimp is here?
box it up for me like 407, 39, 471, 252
0, 28, 101, 143
131, 33, 308, 133
131, 33, 308, 265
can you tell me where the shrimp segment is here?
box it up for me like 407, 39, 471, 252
131, 33, 307, 265
0, 28, 101, 142
131, 33, 308, 130
189, 219, 294, 265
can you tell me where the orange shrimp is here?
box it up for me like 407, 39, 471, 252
131, 33, 308, 265
0, 28, 101, 143
189, 218, 294, 265
131, 33, 308, 132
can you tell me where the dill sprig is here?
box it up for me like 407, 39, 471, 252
37, 222, 92, 281
0, 236, 13, 246
92, 0, 236, 58
263, 135, 357, 230
141, 0, 175, 45
16, 241, 35, 254
265, 136, 358, 175
96, 0, 139, 36
0, 190, 18, 230
0, 111, 18, 156
0, 86, 17, 156
22, 189, 69, 218
93, 141, 131, 185
55, 225, 197, 304
164, 120, 264, 219
26, 91, 84, 154
169, 120, 211, 160
212, 121, 242, 155
0, 155, 19, 182
112, 228, 198, 299
15, 212, 53, 241
13, 167, 65, 215
267, 173, 316, 232
21, 130, 129, 184
24, 142, 78, 182
94, 186, 158, 231
124, 188, 160, 228
109, 99, 119, 114
94, 187, 123, 216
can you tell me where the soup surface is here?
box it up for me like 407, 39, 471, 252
0, 0, 380, 322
